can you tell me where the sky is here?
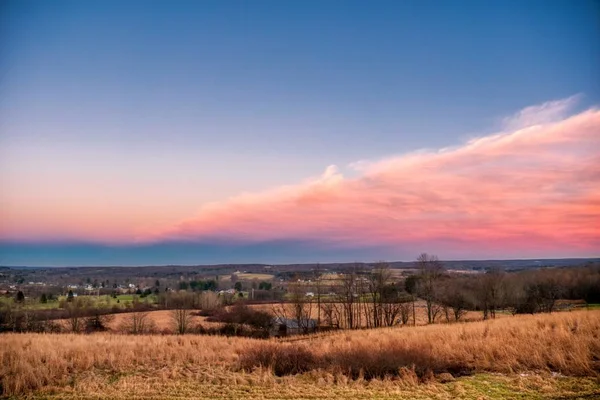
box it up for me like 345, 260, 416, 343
1, 0, 599, 266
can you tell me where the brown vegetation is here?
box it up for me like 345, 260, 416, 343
1, 310, 598, 397
240, 310, 600, 379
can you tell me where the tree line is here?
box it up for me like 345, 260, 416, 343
274, 255, 600, 332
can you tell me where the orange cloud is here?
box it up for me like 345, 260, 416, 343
154, 98, 600, 256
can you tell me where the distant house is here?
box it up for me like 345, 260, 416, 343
271, 317, 317, 337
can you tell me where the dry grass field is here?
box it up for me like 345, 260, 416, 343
51, 300, 496, 335
1, 310, 599, 399
253, 300, 504, 328
107, 310, 219, 332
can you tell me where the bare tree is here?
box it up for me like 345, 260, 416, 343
172, 308, 192, 334
65, 297, 90, 333
198, 291, 221, 311
314, 264, 322, 328
398, 302, 412, 325
404, 274, 419, 326
438, 278, 471, 322
320, 300, 341, 329
170, 291, 194, 334
274, 279, 314, 334
85, 307, 114, 333
337, 266, 361, 329
0, 302, 23, 332
416, 253, 445, 324
382, 285, 412, 327
120, 299, 155, 334
121, 310, 152, 334
475, 268, 505, 319
525, 273, 563, 313
368, 262, 392, 328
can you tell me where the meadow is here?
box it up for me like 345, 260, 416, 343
218, 273, 275, 282
0, 294, 157, 311
1, 310, 599, 399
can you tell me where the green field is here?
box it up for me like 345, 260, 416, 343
219, 273, 275, 281
0, 294, 158, 310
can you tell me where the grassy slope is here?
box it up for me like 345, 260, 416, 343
0, 294, 158, 311
6, 373, 600, 399
2, 311, 599, 399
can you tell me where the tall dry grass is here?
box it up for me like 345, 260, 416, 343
0, 333, 252, 395
1, 310, 599, 396
241, 311, 600, 378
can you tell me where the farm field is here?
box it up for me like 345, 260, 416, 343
252, 300, 508, 328
0, 294, 158, 311
2, 310, 599, 399
107, 309, 219, 332
218, 272, 275, 282
46, 300, 500, 334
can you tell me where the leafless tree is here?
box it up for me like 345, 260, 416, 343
368, 262, 392, 328
85, 307, 114, 333
314, 264, 322, 327
198, 291, 220, 310
120, 299, 155, 334
320, 300, 341, 329
121, 310, 152, 334
416, 253, 445, 323
170, 291, 194, 334
275, 279, 314, 334
525, 272, 563, 313
398, 302, 412, 325
65, 297, 90, 333
438, 278, 471, 322
337, 265, 363, 329
476, 268, 505, 319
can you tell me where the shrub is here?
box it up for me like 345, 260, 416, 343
238, 342, 317, 376
324, 342, 437, 379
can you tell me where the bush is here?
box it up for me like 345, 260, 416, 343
323, 340, 469, 380
238, 342, 317, 376
209, 303, 273, 335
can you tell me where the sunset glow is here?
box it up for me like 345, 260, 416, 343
1, 1, 598, 265
156, 101, 600, 256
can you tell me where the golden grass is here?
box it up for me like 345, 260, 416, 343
267, 310, 600, 378
1, 310, 599, 398
0, 334, 250, 396
107, 310, 218, 332
8, 374, 600, 400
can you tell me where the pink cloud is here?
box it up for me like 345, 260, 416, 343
152, 98, 600, 256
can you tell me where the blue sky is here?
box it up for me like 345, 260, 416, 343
1, 0, 599, 266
